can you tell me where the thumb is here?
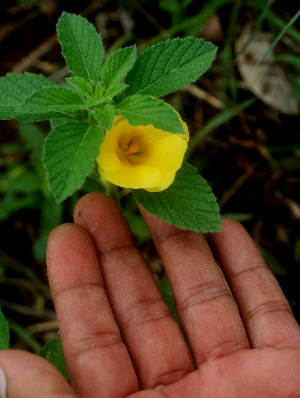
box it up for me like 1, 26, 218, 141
0, 349, 76, 398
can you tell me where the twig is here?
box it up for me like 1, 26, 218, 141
128, 0, 164, 32
183, 84, 223, 110
11, 33, 57, 74
218, 163, 256, 208
0, 9, 40, 42
27, 320, 59, 334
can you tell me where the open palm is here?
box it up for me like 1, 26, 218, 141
1, 192, 300, 398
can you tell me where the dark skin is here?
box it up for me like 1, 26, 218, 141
1, 192, 300, 398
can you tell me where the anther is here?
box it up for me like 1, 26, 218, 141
123, 139, 138, 158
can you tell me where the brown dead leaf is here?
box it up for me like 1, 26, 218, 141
235, 27, 299, 115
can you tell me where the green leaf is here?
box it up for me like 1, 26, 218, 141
43, 121, 104, 202
33, 196, 63, 262
106, 83, 128, 98
19, 123, 45, 152
116, 95, 184, 134
16, 87, 86, 122
0, 72, 54, 120
39, 338, 68, 380
50, 118, 76, 130
57, 12, 104, 86
102, 45, 136, 89
158, 275, 178, 323
133, 163, 221, 232
125, 37, 217, 97
95, 81, 103, 97
66, 77, 94, 97
0, 309, 9, 350
94, 104, 115, 130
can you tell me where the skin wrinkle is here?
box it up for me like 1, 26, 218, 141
53, 285, 120, 355
224, 260, 267, 283
66, 331, 124, 361
151, 368, 192, 388
177, 280, 231, 314
246, 299, 293, 325
117, 296, 174, 334
203, 338, 247, 362
52, 280, 104, 302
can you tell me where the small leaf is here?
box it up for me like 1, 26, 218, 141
94, 104, 115, 130
125, 37, 217, 97
16, 87, 86, 122
116, 95, 185, 135
57, 12, 104, 86
106, 83, 128, 98
43, 121, 104, 202
39, 338, 68, 380
95, 81, 103, 97
0, 72, 54, 120
0, 309, 9, 350
102, 45, 137, 89
66, 77, 94, 97
133, 163, 221, 232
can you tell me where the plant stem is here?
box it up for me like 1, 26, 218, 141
106, 181, 121, 209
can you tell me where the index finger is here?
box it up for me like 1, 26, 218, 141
47, 222, 138, 398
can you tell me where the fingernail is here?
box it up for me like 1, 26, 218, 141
0, 366, 7, 398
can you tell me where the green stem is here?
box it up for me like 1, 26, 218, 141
107, 181, 121, 209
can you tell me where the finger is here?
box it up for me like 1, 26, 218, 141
73, 193, 194, 389
208, 219, 300, 348
47, 222, 138, 398
140, 207, 249, 367
0, 349, 76, 398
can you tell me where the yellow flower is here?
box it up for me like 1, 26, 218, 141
96, 112, 189, 192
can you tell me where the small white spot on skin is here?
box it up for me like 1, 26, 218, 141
89, 223, 99, 234
0, 366, 7, 398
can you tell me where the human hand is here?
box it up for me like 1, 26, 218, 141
1, 192, 300, 398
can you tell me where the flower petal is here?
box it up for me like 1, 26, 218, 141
96, 150, 120, 172
99, 161, 161, 190
133, 134, 187, 172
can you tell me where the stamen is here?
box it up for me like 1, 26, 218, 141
123, 139, 138, 158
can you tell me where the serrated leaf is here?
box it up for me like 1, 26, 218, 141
102, 45, 136, 89
0, 309, 9, 350
16, 87, 86, 122
125, 37, 217, 97
39, 338, 68, 380
106, 83, 128, 98
50, 118, 76, 130
133, 163, 221, 232
66, 77, 94, 97
43, 121, 104, 202
57, 12, 104, 86
116, 95, 184, 134
0, 72, 54, 120
94, 104, 115, 130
